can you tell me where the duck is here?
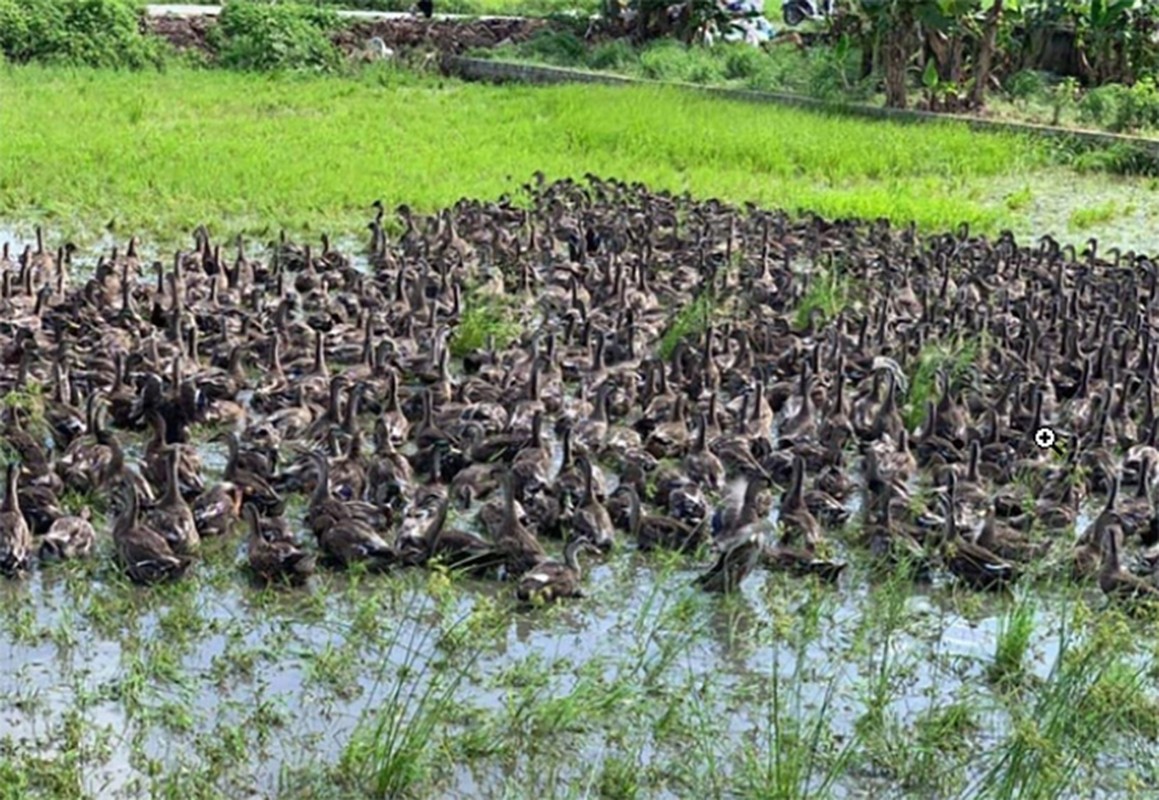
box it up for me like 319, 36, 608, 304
144, 447, 200, 556
414, 498, 506, 575
0, 462, 32, 575
192, 482, 244, 538
495, 470, 548, 577
38, 508, 96, 562
516, 537, 601, 604
940, 475, 1016, 591
1099, 521, 1159, 607
696, 476, 770, 594
568, 454, 615, 551
244, 504, 316, 585
623, 484, 707, 554
112, 478, 193, 585
694, 526, 764, 594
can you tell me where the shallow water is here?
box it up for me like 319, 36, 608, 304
1, 476, 1154, 799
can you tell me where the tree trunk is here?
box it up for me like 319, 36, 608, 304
971, 0, 1003, 108
883, 17, 913, 109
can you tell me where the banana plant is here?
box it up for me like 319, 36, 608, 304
1069, 0, 1138, 84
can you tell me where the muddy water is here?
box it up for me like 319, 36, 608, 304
0, 477, 1137, 800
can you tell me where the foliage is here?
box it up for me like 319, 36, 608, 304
1077, 76, 1159, 132
208, 0, 342, 73
659, 293, 719, 360
0, 0, 162, 69
450, 295, 523, 357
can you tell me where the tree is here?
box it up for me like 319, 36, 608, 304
971, 0, 1006, 107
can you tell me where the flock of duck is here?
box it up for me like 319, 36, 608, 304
1, 173, 1158, 608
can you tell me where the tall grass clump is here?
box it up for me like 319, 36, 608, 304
658, 293, 719, 360
794, 263, 850, 329
340, 607, 485, 797
450, 294, 523, 358
209, 1, 341, 73
904, 334, 986, 429
989, 595, 1037, 688
972, 610, 1158, 799
0, 0, 161, 69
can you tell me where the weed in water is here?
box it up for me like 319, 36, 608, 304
989, 594, 1037, 689
450, 294, 523, 358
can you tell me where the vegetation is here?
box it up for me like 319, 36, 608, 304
0, 0, 162, 69
3, 536, 1157, 797
209, 1, 342, 73
0, 65, 1049, 243
450, 294, 523, 356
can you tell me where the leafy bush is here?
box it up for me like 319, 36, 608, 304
520, 30, 587, 66
588, 39, 636, 71
0, 0, 162, 69
1005, 69, 1048, 105
723, 45, 764, 80
1078, 78, 1159, 132
638, 40, 723, 84
210, 1, 341, 72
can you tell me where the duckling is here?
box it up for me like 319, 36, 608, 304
569, 455, 615, 551
0, 462, 32, 576
38, 508, 96, 562
112, 479, 192, 585
517, 538, 601, 604
244, 504, 316, 585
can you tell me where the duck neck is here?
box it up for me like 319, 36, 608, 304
563, 538, 586, 576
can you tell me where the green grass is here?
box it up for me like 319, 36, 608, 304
0, 64, 1047, 244
1068, 199, 1120, 231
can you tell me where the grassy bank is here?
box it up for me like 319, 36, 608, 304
0, 64, 1048, 243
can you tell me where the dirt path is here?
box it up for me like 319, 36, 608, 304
145, 4, 527, 21
146, 4, 557, 58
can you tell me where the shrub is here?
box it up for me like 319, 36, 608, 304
0, 0, 162, 69
587, 39, 635, 71
1077, 78, 1159, 133
1005, 69, 1048, 105
210, 1, 341, 73
638, 40, 723, 83
722, 45, 763, 81
520, 30, 586, 66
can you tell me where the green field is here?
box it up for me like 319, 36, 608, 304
0, 64, 1051, 244
5, 63, 1159, 799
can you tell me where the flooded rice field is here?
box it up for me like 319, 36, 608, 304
3, 174, 1159, 799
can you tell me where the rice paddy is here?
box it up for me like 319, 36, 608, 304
4, 62, 1159, 800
